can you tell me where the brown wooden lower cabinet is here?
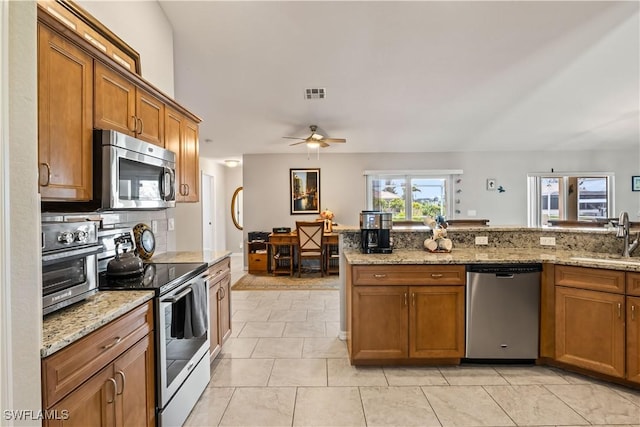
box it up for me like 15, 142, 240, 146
42, 302, 155, 427
627, 295, 640, 384
555, 286, 625, 378
206, 257, 232, 363
348, 264, 466, 364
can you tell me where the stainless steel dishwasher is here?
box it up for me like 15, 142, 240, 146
466, 264, 541, 360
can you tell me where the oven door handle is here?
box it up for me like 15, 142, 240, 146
42, 244, 103, 266
161, 287, 192, 304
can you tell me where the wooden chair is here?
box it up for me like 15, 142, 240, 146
295, 221, 325, 277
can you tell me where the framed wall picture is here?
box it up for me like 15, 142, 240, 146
290, 168, 320, 214
632, 176, 640, 192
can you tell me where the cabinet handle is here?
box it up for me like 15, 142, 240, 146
39, 162, 51, 186
412, 292, 416, 307
106, 378, 117, 404
137, 117, 144, 135
404, 292, 408, 306
129, 115, 137, 133
632, 305, 636, 321
373, 274, 387, 279
618, 303, 622, 319
185, 184, 190, 196
115, 370, 126, 395
431, 273, 444, 278
101, 336, 122, 350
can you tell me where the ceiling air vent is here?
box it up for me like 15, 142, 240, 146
305, 88, 326, 99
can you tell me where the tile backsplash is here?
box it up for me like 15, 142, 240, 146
41, 208, 175, 255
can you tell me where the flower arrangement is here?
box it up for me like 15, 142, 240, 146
320, 209, 335, 232
320, 209, 335, 221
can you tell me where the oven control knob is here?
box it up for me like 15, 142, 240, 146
58, 231, 74, 244
75, 230, 88, 243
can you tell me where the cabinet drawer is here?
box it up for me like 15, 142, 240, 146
206, 257, 231, 283
42, 301, 153, 408
352, 265, 465, 286
555, 265, 625, 294
249, 253, 267, 270
627, 272, 640, 296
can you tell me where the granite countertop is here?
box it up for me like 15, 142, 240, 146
150, 250, 232, 266
344, 248, 640, 272
42, 290, 154, 358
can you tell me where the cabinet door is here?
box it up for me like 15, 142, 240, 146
136, 88, 164, 147
628, 296, 640, 384
113, 335, 155, 427
218, 274, 232, 344
45, 365, 114, 427
94, 62, 136, 136
351, 286, 408, 361
38, 24, 93, 201
180, 117, 200, 202
555, 286, 625, 377
409, 286, 465, 358
209, 280, 221, 362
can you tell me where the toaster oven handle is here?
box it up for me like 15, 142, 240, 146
41, 244, 103, 265
161, 287, 192, 304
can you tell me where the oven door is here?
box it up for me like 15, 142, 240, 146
102, 144, 176, 210
42, 245, 101, 315
157, 276, 209, 407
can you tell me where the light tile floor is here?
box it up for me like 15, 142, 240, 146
186, 287, 640, 427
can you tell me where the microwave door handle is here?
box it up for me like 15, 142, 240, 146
162, 168, 175, 201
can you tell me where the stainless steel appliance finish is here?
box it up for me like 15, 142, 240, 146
466, 264, 541, 360
359, 211, 393, 254
42, 220, 102, 315
95, 129, 176, 210
157, 273, 210, 426
99, 260, 209, 427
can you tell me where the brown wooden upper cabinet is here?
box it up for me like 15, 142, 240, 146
165, 107, 200, 202
38, 23, 94, 201
94, 62, 165, 147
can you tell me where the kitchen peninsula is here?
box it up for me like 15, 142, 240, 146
339, 225, 640, 389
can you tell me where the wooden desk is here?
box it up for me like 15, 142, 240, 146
269, 232, 339, 275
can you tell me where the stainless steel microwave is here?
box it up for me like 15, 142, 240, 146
95, 129, 176, 210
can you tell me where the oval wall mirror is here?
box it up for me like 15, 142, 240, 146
231, 186, 243, 230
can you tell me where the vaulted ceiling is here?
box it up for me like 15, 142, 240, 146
159, 1, 639, 160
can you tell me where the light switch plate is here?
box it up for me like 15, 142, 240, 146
168, 218, 175, 231
540, 236, 556, 246
475, 236, 488, 245
151, 220, 158, 234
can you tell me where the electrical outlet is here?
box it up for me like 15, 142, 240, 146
151, 220, 158, 234
168, 218, 175, 231
467, 210, 477, 217
540, 236, 556, 246
475, 236, 488, 245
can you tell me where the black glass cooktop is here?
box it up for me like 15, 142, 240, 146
99, 262, 208, 296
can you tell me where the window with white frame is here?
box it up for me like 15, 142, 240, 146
364, 170, 462, 222
527, 172, 614, 227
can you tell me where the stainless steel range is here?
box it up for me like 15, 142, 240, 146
97, 230, 210, 426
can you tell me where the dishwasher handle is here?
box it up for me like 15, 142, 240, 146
467, 263, 542, 275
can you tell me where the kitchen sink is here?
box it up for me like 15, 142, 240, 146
569, 256, 640, 266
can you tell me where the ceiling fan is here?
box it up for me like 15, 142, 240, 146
283, 125, 346, 148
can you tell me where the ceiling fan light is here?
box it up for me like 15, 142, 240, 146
310, 133, 323, 140
306, 141, 321, 149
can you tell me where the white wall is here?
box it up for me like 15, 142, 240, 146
77, 0, 175, 97
243, 149, 640, 235
225, 165, 244, 254
4, 1, 41, 423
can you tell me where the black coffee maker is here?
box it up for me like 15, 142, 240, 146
360, 211, 393, 254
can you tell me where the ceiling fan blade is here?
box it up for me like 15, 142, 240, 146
322, 138, 346, 143
289, 141, 307, 146
319, 141, 330, 148
282, 136, 305, 140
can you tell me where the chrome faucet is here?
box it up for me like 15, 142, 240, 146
617, 211, 640, 257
